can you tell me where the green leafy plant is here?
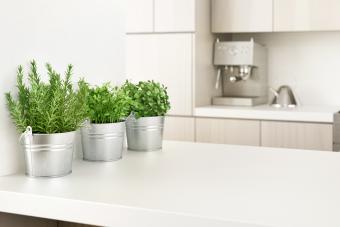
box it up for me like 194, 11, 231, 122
122, 80, 170, 118
85, 83, 132, 123
5, 60, 88, 134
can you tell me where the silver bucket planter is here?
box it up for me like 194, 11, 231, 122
20, 129, 76, 178
126, 116, 164, 151
81, 122, 125, 161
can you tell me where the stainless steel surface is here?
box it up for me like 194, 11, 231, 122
239, 65, 252, 80
215, 68, 221, 89
21, 131, 75, 177
229, 75, 242, 83
333, 113, 340, 151
81, 122, 125, 162
270, 85, 297, 108
126, 116, 164, 151
212, 96, 268, 106
213, 39, 268, 106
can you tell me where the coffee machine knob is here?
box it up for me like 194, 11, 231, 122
229, 76, 242, 83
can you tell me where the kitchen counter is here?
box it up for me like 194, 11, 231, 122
195, 105, 340, 123
1, 141, 340, 227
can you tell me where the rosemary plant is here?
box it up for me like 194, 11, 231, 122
5, 60, 88, 134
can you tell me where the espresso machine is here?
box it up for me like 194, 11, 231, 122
213, 38, 268, 106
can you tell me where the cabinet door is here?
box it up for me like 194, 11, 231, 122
164, 116, 195, 142
212, 0, 273, 33
0, 213, 57, 227
126, 34, 193, 115
126, 0, 153, 33
58, 221, 95, 227
274, 0, 340, 31
154, 0, 195, 32
195, 118, 260, 146
261, 121, 333, 151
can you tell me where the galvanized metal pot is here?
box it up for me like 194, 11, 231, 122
81, 122, 125, 161
20, 129, 76, 178
126, 116, 164, 151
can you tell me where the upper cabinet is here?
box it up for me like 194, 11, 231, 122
126, 34, 193, 115
126, 0, 153, 33
274, 0, 340, 32
211, 0, 273, 33
127, 0, 195, 33
154, 0, 195, 32
126, 0, 340, 33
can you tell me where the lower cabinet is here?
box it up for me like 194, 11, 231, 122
0, 212, 97, 227
192, 117, 334, 151
58, 221, 96, 227
164, 116, 195, 142
195, 118, 261, 146
0, 212, 57, 227
261, 121, 333, 151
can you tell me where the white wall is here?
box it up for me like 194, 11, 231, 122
0, 0, 125, 176
233, 32, 340, 107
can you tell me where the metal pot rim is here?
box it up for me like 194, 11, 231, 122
135, 115, 164, 119
30, 131, 76, 136
127, 116, 165, 120
126, 116, 164, 125
89, 121, 125, 126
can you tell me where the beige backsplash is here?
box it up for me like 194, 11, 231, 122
232, 31, 340, 106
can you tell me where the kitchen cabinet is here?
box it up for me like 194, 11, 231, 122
274, 0, 340, 32
126, 0, 214, 115
164, 116, 195, 141
126, 34, 193, 116
0, 213, 96, 227
195, 118, 260, 146
58, 221, 95, 227
154, 0, 195, 32
193, 114, 336, 150
261, 121, 333, 151
211, 0, 273, 33
126, 0, 153, 33
126, 0, 195, 33
0, 212, 57, 227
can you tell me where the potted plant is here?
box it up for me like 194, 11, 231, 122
5, 60, 87, 177
123, 80, 170, 151
81, 83, 131, 161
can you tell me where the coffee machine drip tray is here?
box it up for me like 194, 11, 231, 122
212, 96, 267, 106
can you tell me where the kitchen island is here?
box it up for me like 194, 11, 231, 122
1, 141, 340, 227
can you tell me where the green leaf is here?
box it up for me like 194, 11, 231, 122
84, 82, 132, 123
5, 60, 88, 134
121, 80, 171, 118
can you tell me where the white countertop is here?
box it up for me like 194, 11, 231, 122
1, 141, 340, 227
195, 105, 340, 123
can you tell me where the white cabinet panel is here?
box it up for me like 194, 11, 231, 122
126, 0, 153, 33
196, 118, 260, 146
154, 0, 195, 32
164, 116, 195, 142
212, 0, 273, 33
274, 0, 340, 31
261, 121, 333, 151
126, 34, 193, 115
